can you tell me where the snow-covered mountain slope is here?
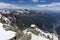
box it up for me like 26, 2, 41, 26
0, 14, 16, 40
23, 24, 58, 40
0, 14, 59, 40
0, 23, 16, 40
0, 14, 24, 40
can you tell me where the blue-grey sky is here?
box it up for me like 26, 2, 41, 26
0, 0, 60, 10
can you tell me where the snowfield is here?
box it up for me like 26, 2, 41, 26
0, 23, 16, 40
27, 32, 49, 40
23, 26, 58, 40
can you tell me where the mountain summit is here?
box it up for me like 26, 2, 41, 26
23, 24, 58, 40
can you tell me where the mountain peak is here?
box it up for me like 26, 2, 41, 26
23, 24, 58, 40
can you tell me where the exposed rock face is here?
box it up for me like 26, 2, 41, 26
0, 14, 24, 40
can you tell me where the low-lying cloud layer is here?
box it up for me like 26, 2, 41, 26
36, 2, 60, 11
0, 2, 23, 9
0, 2, 60, 11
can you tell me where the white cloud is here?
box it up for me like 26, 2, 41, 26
0, 2, 23, 9
32, 0, 39, 2
36, 2, 60, 11
32, 0, 46, 2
